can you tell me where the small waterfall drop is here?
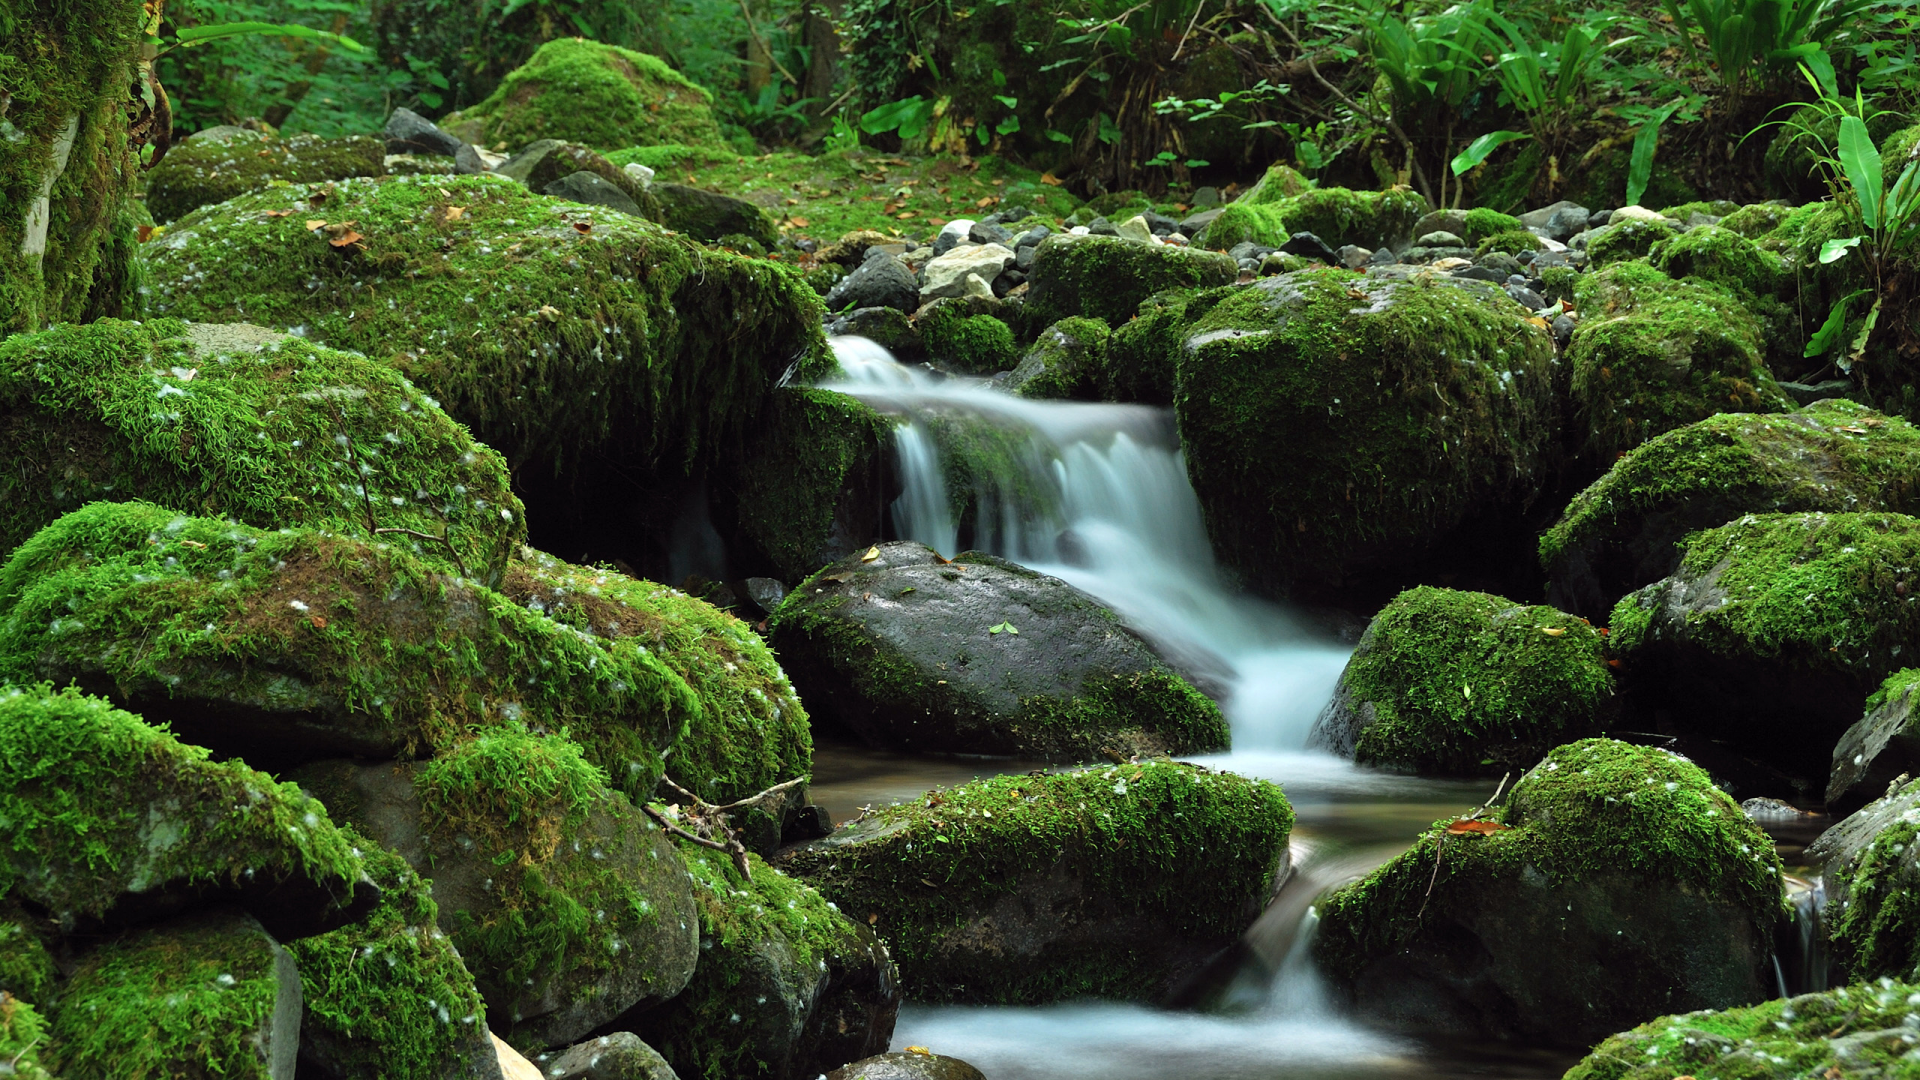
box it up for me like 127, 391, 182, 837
822, 336, 1351, 749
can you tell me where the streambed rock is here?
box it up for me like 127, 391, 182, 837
145, 128, 383, 222
291, 730, 700, 1049
439, 39, 726, 153
536, 1032, 679, 1080
1023, 234, 1236, 327
1830, 670, 1920, 815
1313, 739, 1780, 1046
1311, 586, 1616, 777
1608, 511, 1920, 778
827, 1052, 987, 1080
1540, 400, 1920, 619
768, 541, 1228, 759
777, 760, 1292, 1004
1807, 776, 1920, 984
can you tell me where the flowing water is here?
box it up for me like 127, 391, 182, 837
805, 338, 1810, 1078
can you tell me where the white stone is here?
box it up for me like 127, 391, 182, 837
937, 218, 977, 245
1610, 205, 1673, 225
962, 272, 995, 298
1114, 214, 1159, 244
920, 242, 1016, 299
622, 162, 655, 188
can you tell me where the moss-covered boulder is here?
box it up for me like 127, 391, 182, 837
1806, 776, 1920, 985
1005, 317, 1110, 400
1475, 228, 1546, 256
1199, 187, 1427, 253
1311, 587, 1616, 776
0, 318, 523, 578
1175, 268, 1558, 597
0, 683, 367, 937
633, 843, 897, 1080
918, 304, 1018, 374
1541, 401, 1920, 618
142, 172, 827, 473
828, 1052, 986, 1080
50, 908, 303, 1080
288, 841, 502, 1080
1565, 981, 1920, 1080
1194, 200, 1290, 249
769, 542, 1228, 759
1461, 207, 1524, 244
1585, 217, 1679, 266
495, 139, 659, 215
293, 729, 700, 1049
1102, 287, 1230, 406
1828, 669, 1920, 815
0, 502, 697, 791
1314, 738, 1781, 1045
1609, 511, 1920, 776
442, 39, 724, 154
500, 550, 812, 805
1650, 223, 1788, 299
1567, 261, 1792, 464
779, 760, 1291, 1003
1024, 235, 1237, 329
146, 130, 384, 223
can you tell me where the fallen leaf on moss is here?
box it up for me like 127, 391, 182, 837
309, 615, 328, 629
1539, 626, 1565, 636
1445, 819, 1509, 834
862, 546, 879, 561
327, 230, 363, 248
136, 224, 159, 242
262, 209, 292, 218
1040, 172, 1063, 186
976, 196, 996, 208
444, 205, 466, 222
304, 219, 326, 231
907, 1047, 933, 1056
789, 216, 809, 228
572, 221, 593, 234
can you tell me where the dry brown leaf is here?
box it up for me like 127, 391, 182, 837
309, 614, 328, 629
304, 219, 326, 231
136, 224, 157, 242
789, 216, 809, 228
328, 230, 363, 248
262, 209, 292, 218
572, 221, 593, 234
444, 205, 467, 221
1040, 172, 1063, 186
975, 196, 996, 208
1445, 819, 1510, 835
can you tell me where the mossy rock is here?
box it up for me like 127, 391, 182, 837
0, 914, 56, 1006
0, 502, 698, 794
1238, 162, 1312, 204
779, 760, 1292, 1004
0, 318, 522, 579
1314, 738, 1781, 1045
1005, 317, 1110, 400
1718, 202, 1794, 238
769, 541, 1228, 760
722, 387, 897, 584
1828, 669, 1920, 815
1473, 228, 1546, 256
829, 1052, 985, 1080
1269, 187, 1427, 251
0, 992, 53, 1080
1807, 776, 1920, 985
1540, 400, 1920, 618
495, 139, 659, 218
500, 550, 813, 805
285, 841, 500, 1080
1461, 207, 1524, 244
1103, 287, 1231, 406
634, 843, 897, 1080
1311, 586, 1616, 777
1650, 223, 1787, 298
1194, 200, 1289, 249
146, 130, 384, 223
1567, 261, 1792, 464
442, 39, 723, 154
651, 183, 779, 248
293, 730, 700, 1049
1609, 511, 1920, 776
50, 908, 302, 1080
142, 173, 829, 474
918, 305, 1017, 374
1585, 218, 1678, 267
1024, 234, 1237, 330
1174, 269, 1558, 597
0, 683, 367, 936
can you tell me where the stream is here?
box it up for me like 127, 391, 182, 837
803, 338, 1813, 1078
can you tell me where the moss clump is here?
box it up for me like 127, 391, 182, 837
1175, 269, 1557, 596
1007, 317, 1110, 400
1025, 234, 1237, 328
1536, 265, 1580, 306
0, 917, 55, 1005
1103, 287, 1231, 405
1567, 261, 1792, 462
1565, 981, 1920, 1080
920, 309, 1018, 374
725, 387, 897, 582
0, 318, 522, 579
142, 172, 828, 474
1267, 187, 1427, 250
50, 909, 297, 1080
1815, 777, 1920, 984
1651, 223, 1787, 298
145, 130, 384, 223
0, 502, 698, 796
1238, 163, 1312, 204
1315, 586, 1615, 776
1461, 207, 1525, 244
1540, 400, 1920, 616
444, 39, 724, 154
0, 683, 364, 930
1718, 202, 1793, 238
1473, 228, 1546, 256
287, 840, 494, 1080
501, 550, 813, 804
0, 994, 53, 1080
1194, 200, 1290, 249
1585, 218, 1679, 266
782, 761, 1291, 1003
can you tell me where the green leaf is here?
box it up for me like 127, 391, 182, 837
1046, 129, 1074, 144
1846, 296, 1882, 372
859, 96, 933, 137
1819, 235, 1863, 263
995, 115, 1021, 136
1804, 289, 1864, 356
1450, 130, 1531, 176
1839, 114, 1884, 229
170, 20, 365, 51
989, 621, 1019, 635
993, 95, 1018, 109
1627, 101, 1682, 206
1185, 158, 1210, 168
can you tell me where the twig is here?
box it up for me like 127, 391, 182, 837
1417, 771, 1511, 921
1270, 16, 1432, 206
1171, 0, 1207, 61
374, 527, 470, 579
736, 0, 801, 87
643, 803, 751, 879
652, 772, 814, 882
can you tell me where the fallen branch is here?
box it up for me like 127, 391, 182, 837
649, 773, 814, 882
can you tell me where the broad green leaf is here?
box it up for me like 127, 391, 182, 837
1819, 235, 1863, 263
1839, 114, 1884, 229
1803, 289, 1864, 356
1451, 130, 1531, 176
1846, 296, 1882, 372
1627, 101, 1682, 206
171, 20, 365, 50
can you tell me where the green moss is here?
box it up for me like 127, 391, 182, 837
0, 318, 523, 580
0, 502, 698, 799
1026, 235, 1238, 328
501, 550, 813, 804
1537, 265, 1580, 306
1651, 224, 1787, 298
1567, 261, 1792, 461
1461, 207, 1524, 244
145, 131, 384, 223
1268, 187, 1427, 251
1195, 200, 1290, 249
1585, 218, 1679, 267
1239, 163, 1312, 204
0, 683, 365, 927
1314, 738, 1782, 983
1718, 203, 1794, 238
781, 761, 1291, 1003
921, 309, 1018, 374
1327, 586, 1615, 776
1474, 228, 1546, 256
1825, 791, 1920, 984
0, 994, 53, 1080
1010, 317, 1110, 400
1566, 981, 1920, 1080
605, 144, 735, 173
1104, 287, 1230, 405
287, 840, 493, 1080
1175, 269, 1558, 595
141, 172, 829, 474
725, 387, 897, 582
50, 909, 294, 1080
0, 917, 55, 1005
444, 39, 724, 153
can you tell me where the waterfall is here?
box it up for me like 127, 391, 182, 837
822, 336, 1351, 750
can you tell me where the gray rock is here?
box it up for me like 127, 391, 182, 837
968, 220, 1013, 246
920, 243, 1016, 300
933, 219, 976, 256
538, 1033, 679, 1080
1552, 313, 1577, 348
1688, 211, 1723, 228
1087, 216, 1119, 236
652, 183, 778, 247
1014, 243, 1039, 272
1828, 673, 1920, 814
827, 1052, 988, 1080
1589, 208, 1614, 226
1190, 186, 1222, 207
383, 107, 465, 157
1475, 251, 1523, 277
1412, 209, 1469, 239
768, 542, 1228, 759
825, 306, 921, 357
827, 248, 920, 313
1416, 230, 1466, 247
544, 171, 643, 216
1336, 244, 1372, 270
1280, 232, 1336, 261
1179, 207, 1224, 235
455, 142, 495, 174
1369, 247, 1397, 267
1143, 210, 1181, 235
1505, 284, 1547, 310
742, 577, 789, 617
1809, 777, 1920, 982
1518, 200, 1583, 230
1015, 224, 1052, 249
1778, 379, 1855, 405
1452, 265, 1507, 283
1544, 205, 1591, 241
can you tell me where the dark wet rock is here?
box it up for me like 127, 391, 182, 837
653, 182, 779, 247
827, 1051, 987, 1080
1829, 670, 1920, 815
1024, 234, 1235, 327
827, 306, 922, 356
780, 760, 1291, 1004
1505, 284, 1546, 309
827, 248, 921, 313
1279, 231, 1336, 260
498, 140, 651, 210
1452, 265, 1507, 283
455, 142, 495, 174
545, 171, 643, 216
768, 542, 1228, 759
384, 107, 466, 157
1552, 313, 1577, 348
1808, 777, 1920, 983
1779, 378, 1856, 405
537, 1033, 679, 1080
968, 220, 1013, 246
291, 730, 700, 1048
1312, 586, 1616, 777
1315, 739, 1781, 1046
